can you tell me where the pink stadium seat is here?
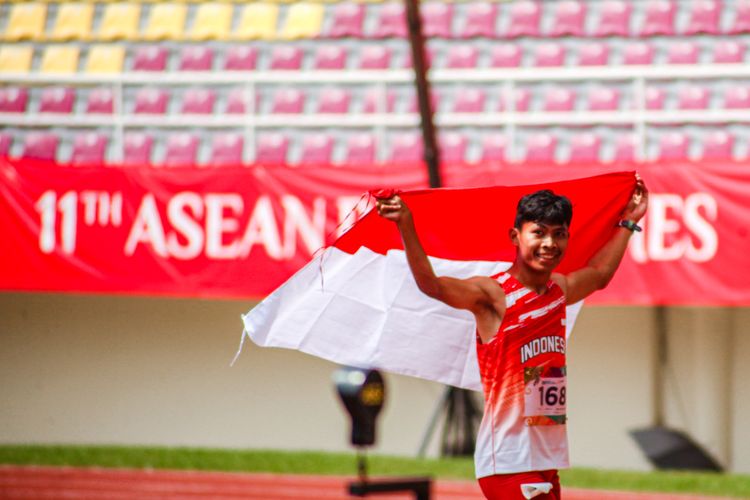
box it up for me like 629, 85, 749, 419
729, 0, 750, 33
595, 0, 632, 37
534, 43, 565, 67
133, 46, 169, 71
224, 46, 258, 71
0, 87, 29, 112
39, 88, 80, 117
164, 133, 200, 167
402, 46, 435, 69
345, 133, 376, 164
389, 133, 423, 163
269, 46, 303, 70
317, 87, 351, 113
490, 44, 522, 68
71, 132, 108, 166
640, 0, 677, 36
407, 90, 441, 113
439, 132, 468, 164
524, 133, 557, 163
422, 3, 453, 38
179, 46, 213, 71
256, 133, 289, 165
271, 88, 305, 114
226, 88, 252, 114
713, 41, 745, 63
506, 1, 541, 38
701, 130, 734, 160
453, 88, 486, 113
623, 42, 655, 65
544, 87, 576, 112
210, 133, 244, 167
577, 42, 610, 66
569, 133, 601, 162
685, 0, 721, 35
460, 2, 499, 38
86, 88, 113, 114
613, 134, 636, 162
300, 134, 334, 165
668, 41, 700, 64
363, 87, 396, 113
0, 132, 11, 156
327, 3, 365, 38
123, 132, 154, 166
658, 132, 689, 160
588, 87, 621, 111
480, 135, 507, 162
549, 1, 586, 37
373, 3, 407, 38
678, 85, 710, 110
314, 46, 347, 70
446, 45, 479, 69
181, 88, 216, 114
645, 87, 667, 110
134, 88, 170, 114
359, 46, 392, 69
723, 86, 750, 108
22, 132, 59, 161
500, 88, 531, 112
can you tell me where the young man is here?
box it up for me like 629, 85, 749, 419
375, 178, 648, 500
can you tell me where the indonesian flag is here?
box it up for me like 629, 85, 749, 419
240, 172, 636, 391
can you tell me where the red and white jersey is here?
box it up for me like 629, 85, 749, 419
474, 272, 569, 478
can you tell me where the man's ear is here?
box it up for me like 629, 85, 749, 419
508, 227, 520, 246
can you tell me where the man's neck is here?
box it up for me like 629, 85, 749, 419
507, 263, 552, 295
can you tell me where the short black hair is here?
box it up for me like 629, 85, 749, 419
514, 190, 573, 229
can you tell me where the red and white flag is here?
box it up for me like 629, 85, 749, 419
240, 172, 636, 390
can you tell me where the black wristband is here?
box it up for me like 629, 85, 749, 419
618, 219, 642, 232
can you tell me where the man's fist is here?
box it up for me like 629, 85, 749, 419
376, 195, 411, 224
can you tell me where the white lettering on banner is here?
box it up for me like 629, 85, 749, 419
628, 193, 719, 263
281, 195, 326, 259
125, 194, 167, 257
336, 196, 368, 237
205, 194, 243, 260
238, 196, 283, 259
166, 192, 204, 260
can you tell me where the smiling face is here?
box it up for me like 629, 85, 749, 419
511, 221, 569, 273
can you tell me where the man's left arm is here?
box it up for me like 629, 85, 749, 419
554, 175, 649, 304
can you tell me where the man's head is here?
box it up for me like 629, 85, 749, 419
514, 190, 572, 230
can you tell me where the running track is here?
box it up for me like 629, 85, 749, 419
0, 466, 734, 500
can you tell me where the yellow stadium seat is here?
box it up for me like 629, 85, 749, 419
234, 3, 279, 40
86, 45, 125, 74
189, 2, 233, 41
4, 2, 47, 41
0, 46, 33, 73
40, 46, 80, 74
50, 3, 94, 41
280, 2, 324, 40
98, 3, 141, 41
143, 3, 187, 41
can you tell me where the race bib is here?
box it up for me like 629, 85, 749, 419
523, 366, 567, 426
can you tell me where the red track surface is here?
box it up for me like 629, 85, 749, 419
0, 466, 734, 500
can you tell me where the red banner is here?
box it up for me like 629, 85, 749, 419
1, 158, 748, 305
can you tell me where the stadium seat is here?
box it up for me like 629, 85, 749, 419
701, 130, 734, 159
143, 3, 187, 41
588, 86, 621, 111
317, 87, 351, 113
544, 87, 576, 112
123, 132, 154, 166
98, 3, 141, 41
345, 133, 376, 165
623, 42, 655, 65
71, 132, 108, 166
577, 42, 610, 66
729, 0, 750, 33
640, 0, 677, 36
501, 88, 532, 112
86, 88, 114, 114
133, 46, 169, 72
0, 87, 29, 113
86, 45, 125, 74
523, 133, 557, 163
446, 45, 479, 69
645, 87, 667, 110
657, 132, 689, 160
189, 2, 233, 41
256, 133, 289, 165
0, 133, 12, 156
614, 134, 637, 162
164, 133, 200, 167
678, 85, 710, 110
269, 46, 304, 70
40, 46, 80, 74
300, 134, 334, 165
490, 44, 522, 68
421, 3, 453, 38
668, 41, 700, 64
723, 86, 750, 108
314, 46, 347, 70
22, 132, 59, 161
234, 3, 278, 40
3, 2, 46, 41
569, 133, 601, 162
224, 46, 258, 71
388, 133, 423, 163
179, 46, 214, 71
459, 2, 499, 38
480, 134, 507, 162
534, 43, 566, 67
506, 1, 541, 38
595, 0, 632, 36
359, 46, 392, 69
281, 2, 324, 40
210, 133, 244, 167
685, 0, 721, 35
39, 87, 76, 114
271, 88, 305, 114
439, 132, 468, 164
453, 88, 486, 113
50, 2, 94, 41
402, 46, 436, 69
363, 87, 396, 113
181, 88, 216, 114
407, 90, 441, 113
226, 88, 253, 114
373, 3, 408, 38
134, 88, 170, 115
0, 46, 33, 73
327, 3, 366, 38
713, 41, 745, 63
549, 1, 586, 37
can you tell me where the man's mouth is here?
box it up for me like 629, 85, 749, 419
536, 253, 558, 261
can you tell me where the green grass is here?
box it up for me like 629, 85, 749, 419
1, 445, 750, 498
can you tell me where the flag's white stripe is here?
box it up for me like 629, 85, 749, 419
242, 246, 582, 391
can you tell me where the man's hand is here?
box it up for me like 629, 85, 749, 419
376, 195, 412, 225
621, 174, 649, 223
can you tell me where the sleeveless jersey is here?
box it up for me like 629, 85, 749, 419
474, 272, 569, 478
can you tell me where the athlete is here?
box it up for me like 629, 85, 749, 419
375, 177, 648, 500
